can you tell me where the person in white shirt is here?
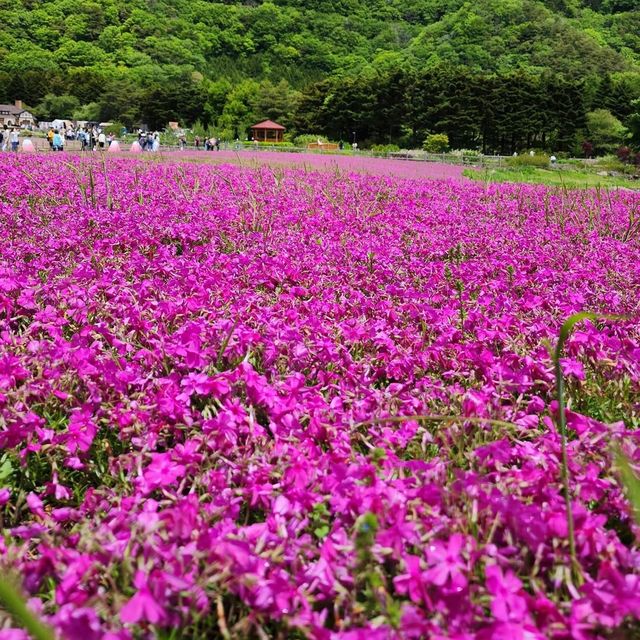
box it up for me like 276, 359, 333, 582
98, 131, 106, 149
10, 129, 19, 152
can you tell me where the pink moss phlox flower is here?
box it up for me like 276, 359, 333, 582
119, 571, 167, 625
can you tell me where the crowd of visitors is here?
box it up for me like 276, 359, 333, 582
47, 126, 121, 152
2, 123, 237, 153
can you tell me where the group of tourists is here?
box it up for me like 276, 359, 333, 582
136, 130, 161, 152
0, 126, 21, 152
47, 126, 113, 152
2, 124, 242, 154
192, 135, 222, 151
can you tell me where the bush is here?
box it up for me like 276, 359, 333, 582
243, 140, 290, 147
450, 148, 483, 164
582, 140, 594, 158
423, 133, 449, 153
370, 144, 400, 155
594, 155, 626, 172
104, 122, 125, 136
586, 109, 628, 154
617, 146, 633, 164
506, 153, 550, 168
294, 134, 329, 147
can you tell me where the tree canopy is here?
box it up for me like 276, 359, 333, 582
1, 0, 639, 151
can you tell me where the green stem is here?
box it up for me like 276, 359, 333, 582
553, 342, 580, 584
0, 575, 55, 640
552, 311, 617, 586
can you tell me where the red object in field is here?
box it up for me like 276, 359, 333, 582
250, 120, 286, 143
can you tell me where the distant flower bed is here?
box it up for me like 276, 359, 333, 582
0, 155, 639, 639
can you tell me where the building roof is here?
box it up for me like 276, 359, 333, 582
251, 119, 286, 130
0, 104, 31, 115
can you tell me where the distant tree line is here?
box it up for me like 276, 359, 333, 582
3, 63, 639, 154
294, 67, 640, 154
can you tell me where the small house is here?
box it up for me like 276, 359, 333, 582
0, 100, 36, 127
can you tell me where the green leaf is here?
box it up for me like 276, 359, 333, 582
313, 525, 329, 538
0, 456, 14, 483
554, 312, 600, 362
616, 449, 640, 527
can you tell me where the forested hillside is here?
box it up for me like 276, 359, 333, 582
1, 0, 640, 151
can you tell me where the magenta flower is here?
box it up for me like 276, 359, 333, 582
65, 410, 97, 454
120, 572, 166, 625
485, 564, 528, 622
140, 452, 186, 492
424, 534, 468, 590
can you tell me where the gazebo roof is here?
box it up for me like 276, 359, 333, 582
251, 119, 286, 131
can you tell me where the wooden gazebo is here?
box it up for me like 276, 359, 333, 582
250, 119, 286, 143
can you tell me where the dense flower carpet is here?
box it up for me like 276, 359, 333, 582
0, 156, 639, 639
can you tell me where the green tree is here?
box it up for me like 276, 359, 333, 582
72, 102, 101, 121
586, 108, 629, 152
142, 73, 207, 130
34, 93, 80, 120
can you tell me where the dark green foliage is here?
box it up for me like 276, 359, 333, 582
0, 0, 639, 145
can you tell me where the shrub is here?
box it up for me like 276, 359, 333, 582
243, 140, 290, 147
370, 144, 400, 155
423, 133, 449, 153
506, 153, 551, 168
104, 122, 125, 136
582, 140, 594, 158
594, 155, 626, 172
450, 148, 481, 158
294, 134, 329, 147
617, 146, 633, 164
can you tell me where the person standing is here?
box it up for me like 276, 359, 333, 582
0, 127, 5, 152
194, 135, 200, 150
10, 128, 19, 152
52, 130, 63, 151
97, 130, 106, 150
47, 128, 54, 150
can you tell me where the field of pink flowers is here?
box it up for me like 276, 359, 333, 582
0, 154, 639, 640
172, 150, 466, 181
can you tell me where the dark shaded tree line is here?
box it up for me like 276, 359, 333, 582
294, 66, 639, 154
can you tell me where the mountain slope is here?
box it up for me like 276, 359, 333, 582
0, 0, 639, 135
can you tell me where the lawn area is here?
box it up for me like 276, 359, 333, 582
465, 166, 640, 190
